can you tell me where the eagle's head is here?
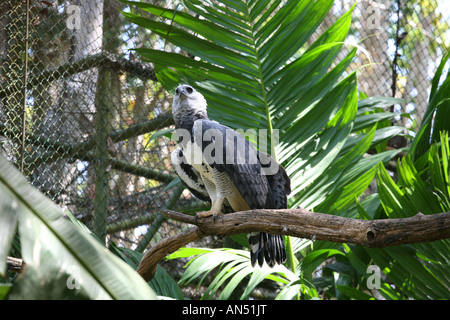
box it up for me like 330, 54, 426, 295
172, 84, 207, 118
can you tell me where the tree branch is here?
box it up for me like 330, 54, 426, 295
137, 208, 450, 281
0, 52, 157, 100
21, 111, 174, 168
137, 227, 203, 282
0, 113, 175, 183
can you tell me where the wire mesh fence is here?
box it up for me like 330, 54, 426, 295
0, 0, 203, 250
0, 0, 449, 290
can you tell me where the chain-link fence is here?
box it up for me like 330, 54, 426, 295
1, 0, 449, 296
0, 0, 203, 249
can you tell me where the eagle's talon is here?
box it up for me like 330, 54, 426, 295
213, 212, 224, 223
196, 209, 223, 222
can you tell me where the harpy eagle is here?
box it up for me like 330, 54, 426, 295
170, 84, 291, 267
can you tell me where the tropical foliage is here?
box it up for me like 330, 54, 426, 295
0, 153, 156, 299
120, 0, 450, 300
1, 0, 448, 300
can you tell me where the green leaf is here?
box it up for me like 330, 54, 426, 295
0, 190, 19, 276
0, 154, 156, 300
300, 249, 345, 275
173, 247, 301, 300
410, 53, 450, 161
357, 96, 406, 111
167, 247, 214, 260
150, 265, 185, 300
122, 0, 421, 300
0, 284, 12, 300
369, 132, 450, 299
335, 285, 374, 300
313, 125, 378, 213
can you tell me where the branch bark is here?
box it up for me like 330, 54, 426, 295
137, 208, 450, 281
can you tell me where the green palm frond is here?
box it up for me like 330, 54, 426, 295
167, 247, 313, 300
410, 51, 450, 161
371, 133, 450, 299
0, 154, 156, 300
121, 0, 402, 210
121, 0, 433, 300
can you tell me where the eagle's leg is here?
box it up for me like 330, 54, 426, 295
196, 197, 224, 221
196, 169, 230, 222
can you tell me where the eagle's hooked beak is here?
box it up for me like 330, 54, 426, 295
176, 85, 194, 97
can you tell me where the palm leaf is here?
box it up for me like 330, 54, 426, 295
122, 0, 411, 299
0, 154, 156, 300
410, 52, 450, 161
122, 0, 405, 209
369, 136, 450, 299
169, 247, 302, 300
336, 71, 450, 300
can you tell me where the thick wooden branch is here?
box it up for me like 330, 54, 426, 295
137, 208, 450, 281
137, 227, 202, 282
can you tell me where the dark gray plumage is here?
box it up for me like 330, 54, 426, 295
170, 84, 291, 267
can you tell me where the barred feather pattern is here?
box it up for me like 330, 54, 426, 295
248, 152, 290, 267
248, 232, 287, 267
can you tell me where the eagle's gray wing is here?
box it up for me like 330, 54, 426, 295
195, 119, 290, 266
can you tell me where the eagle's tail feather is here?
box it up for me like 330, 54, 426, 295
249, 232, 286, 267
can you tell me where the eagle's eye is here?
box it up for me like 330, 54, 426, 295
186, 86, 193, 94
